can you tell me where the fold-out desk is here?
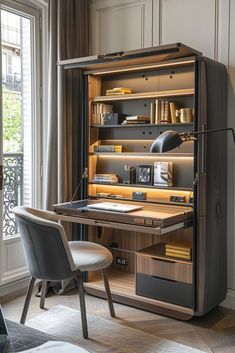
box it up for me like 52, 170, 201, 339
53, 199, 193, 235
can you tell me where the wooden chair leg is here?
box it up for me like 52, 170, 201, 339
20, 276, 36, 324
76, 273, 88, 339
102, 268, 115, 317
40, 280, 48, 309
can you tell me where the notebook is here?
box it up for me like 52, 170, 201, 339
86, 202, 143, 213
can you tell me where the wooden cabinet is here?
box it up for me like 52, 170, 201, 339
58, 43, 227, 319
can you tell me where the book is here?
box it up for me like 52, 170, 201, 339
94, 145, 122, 152
155, 100, 160, 124
165, 251, 191, 260
106, 87, 132, 95
169, 101, 179, 123
166, 240, 192, 251
165, 248, 191, 256
126, 115, 151, 121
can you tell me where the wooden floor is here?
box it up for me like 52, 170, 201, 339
2, 285, 235, 353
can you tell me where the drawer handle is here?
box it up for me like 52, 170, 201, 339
151, 257, 176, 264
151, 275, 177, 283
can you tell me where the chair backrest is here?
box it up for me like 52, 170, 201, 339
13, 206, 77, 280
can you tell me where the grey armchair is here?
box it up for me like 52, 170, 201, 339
13, 206, 115, 339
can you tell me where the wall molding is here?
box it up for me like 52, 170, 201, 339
90, 0, 152, 54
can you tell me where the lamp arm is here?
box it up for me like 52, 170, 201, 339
180, 127, 235, 144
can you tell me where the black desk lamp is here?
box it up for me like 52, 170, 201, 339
150, 128, 235, 153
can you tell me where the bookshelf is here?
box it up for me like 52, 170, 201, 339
58, 43, 227, 319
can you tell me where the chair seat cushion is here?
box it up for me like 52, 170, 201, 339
68, 241, 113, 271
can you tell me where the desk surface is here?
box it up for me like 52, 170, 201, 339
54, 199, 193, 232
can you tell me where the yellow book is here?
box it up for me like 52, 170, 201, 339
165, 251, 191, 260
166, 240, 192, 251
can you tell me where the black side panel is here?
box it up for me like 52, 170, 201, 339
197, 57, 227, 314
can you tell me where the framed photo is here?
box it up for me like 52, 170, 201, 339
136, 165, 153, 185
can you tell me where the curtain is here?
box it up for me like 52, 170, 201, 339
45, 0, 89, 218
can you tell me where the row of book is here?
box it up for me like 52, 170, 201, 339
94, 145, 122, 153
91, 103, 113, 125
165, 240, 192, 260
150, 100, 179, 124
93, 174, 119, 184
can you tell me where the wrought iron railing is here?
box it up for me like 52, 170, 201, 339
3, 152, 23, 237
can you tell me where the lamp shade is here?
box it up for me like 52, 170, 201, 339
150, 130, 184, 153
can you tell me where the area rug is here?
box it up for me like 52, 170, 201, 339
27, 305, 205, 353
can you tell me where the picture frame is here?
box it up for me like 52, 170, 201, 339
136, 165, 153, 185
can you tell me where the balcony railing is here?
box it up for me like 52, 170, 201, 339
3, 152, 23, 237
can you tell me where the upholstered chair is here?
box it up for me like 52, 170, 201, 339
13, 206, 115, 339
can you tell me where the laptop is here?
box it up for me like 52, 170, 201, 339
86, 202, 143, 213
0, 306, 9, 353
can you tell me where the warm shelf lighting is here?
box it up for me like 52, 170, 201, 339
91, 59, 195, 76
97, 154, 193, 160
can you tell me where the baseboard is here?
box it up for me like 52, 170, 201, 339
220, 289, 235, 310
0, 276, 31, 303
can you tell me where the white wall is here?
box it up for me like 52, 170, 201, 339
89, 0, 235, 309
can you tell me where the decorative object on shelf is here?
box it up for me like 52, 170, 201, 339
106, 87, 132, 95
165, 240, 192, 260
102, 112, 126, 125
94, 145, 123, 153
132, 191, 147, 201
93, 174, 119, 184
123, 164, 135, 184
150, 128, 235, 153
154, 162, 173, 187
176, 108, 194, 123
136, 165, 153, 185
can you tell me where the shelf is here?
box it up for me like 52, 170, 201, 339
109, 247, 135, 254
92, 88, 194, 102
90, 152, 193, 157
137, 243, 192, 264
89, 182, 193, 191
90, 123, 194, 129
89, 195, 193, 207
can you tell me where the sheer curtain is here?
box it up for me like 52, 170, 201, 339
45, 0, 89, 215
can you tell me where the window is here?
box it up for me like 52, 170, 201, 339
0, 0, 44, 284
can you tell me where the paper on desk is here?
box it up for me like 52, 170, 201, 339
18, 341, 90, 353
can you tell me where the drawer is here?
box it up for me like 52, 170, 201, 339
136, 254, 192, 284
136, 273, 193, 308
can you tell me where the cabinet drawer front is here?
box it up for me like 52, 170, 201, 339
136, 254, 192, 284
136, 273, 193, 308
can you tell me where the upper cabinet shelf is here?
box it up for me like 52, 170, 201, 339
92, 88, 194, 102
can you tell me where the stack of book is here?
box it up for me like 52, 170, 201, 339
93, 174, 119, 184
91, 103, 113, 125
122, 115, 150, 124
106, 87, 132, 95
94, 145, 123, 153
165, 240, 192, 260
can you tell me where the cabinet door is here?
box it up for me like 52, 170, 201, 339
90, 0, 152, 54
